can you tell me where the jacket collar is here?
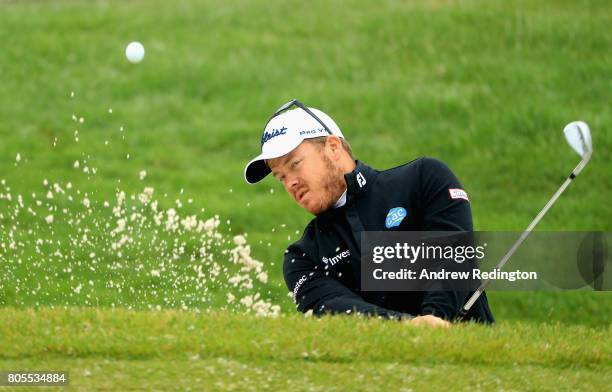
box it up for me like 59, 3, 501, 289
344, 160, 377, 198
315, 160, 377, 219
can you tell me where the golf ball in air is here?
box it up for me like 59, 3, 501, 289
125, 41, 145, 63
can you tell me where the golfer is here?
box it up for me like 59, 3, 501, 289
244, 100, 494, 326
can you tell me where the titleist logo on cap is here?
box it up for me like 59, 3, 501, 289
261, 127, 287, 145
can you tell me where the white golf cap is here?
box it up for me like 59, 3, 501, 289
244, 105, 344, 184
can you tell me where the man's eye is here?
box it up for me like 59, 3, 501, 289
291, 159, 301, 168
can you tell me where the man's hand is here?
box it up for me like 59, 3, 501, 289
409, 314, 450, 328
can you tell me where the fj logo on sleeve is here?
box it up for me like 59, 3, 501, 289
449, 188, 469, 201
385, 207, 407, 228
356, 172, 366, 188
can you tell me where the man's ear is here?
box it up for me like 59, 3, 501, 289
326, 136, 343, 159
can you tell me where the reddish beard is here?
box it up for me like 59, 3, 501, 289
314, 153, 347, 213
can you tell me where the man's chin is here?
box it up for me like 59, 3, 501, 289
303, 205, 321, 215
299, 200, 318, 214
303, 201, 332, 215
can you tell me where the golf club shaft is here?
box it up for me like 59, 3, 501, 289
456, 159, 588, 321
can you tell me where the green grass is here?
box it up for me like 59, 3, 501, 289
0, 0, 611, 390
0, 308, 610, 390
0, 0, 609, 318
5, 358, 608, 392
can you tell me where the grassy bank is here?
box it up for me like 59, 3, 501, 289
1, 308, 610, 390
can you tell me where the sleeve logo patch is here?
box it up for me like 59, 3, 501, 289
449, 188, 469, 201
385, 207, 407, 228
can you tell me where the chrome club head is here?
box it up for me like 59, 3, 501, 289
564, 121, 593, 159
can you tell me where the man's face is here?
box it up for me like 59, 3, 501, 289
268, 140, 346, 215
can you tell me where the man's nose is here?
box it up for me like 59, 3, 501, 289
285, 175, 299, 192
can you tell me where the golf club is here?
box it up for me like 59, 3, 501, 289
455, 121, 593, 322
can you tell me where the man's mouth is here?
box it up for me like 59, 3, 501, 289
297, 190, 308, 203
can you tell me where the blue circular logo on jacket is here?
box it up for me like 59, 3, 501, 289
385, 207, 407, 228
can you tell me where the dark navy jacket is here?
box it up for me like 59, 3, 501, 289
283, 157, 494, 323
